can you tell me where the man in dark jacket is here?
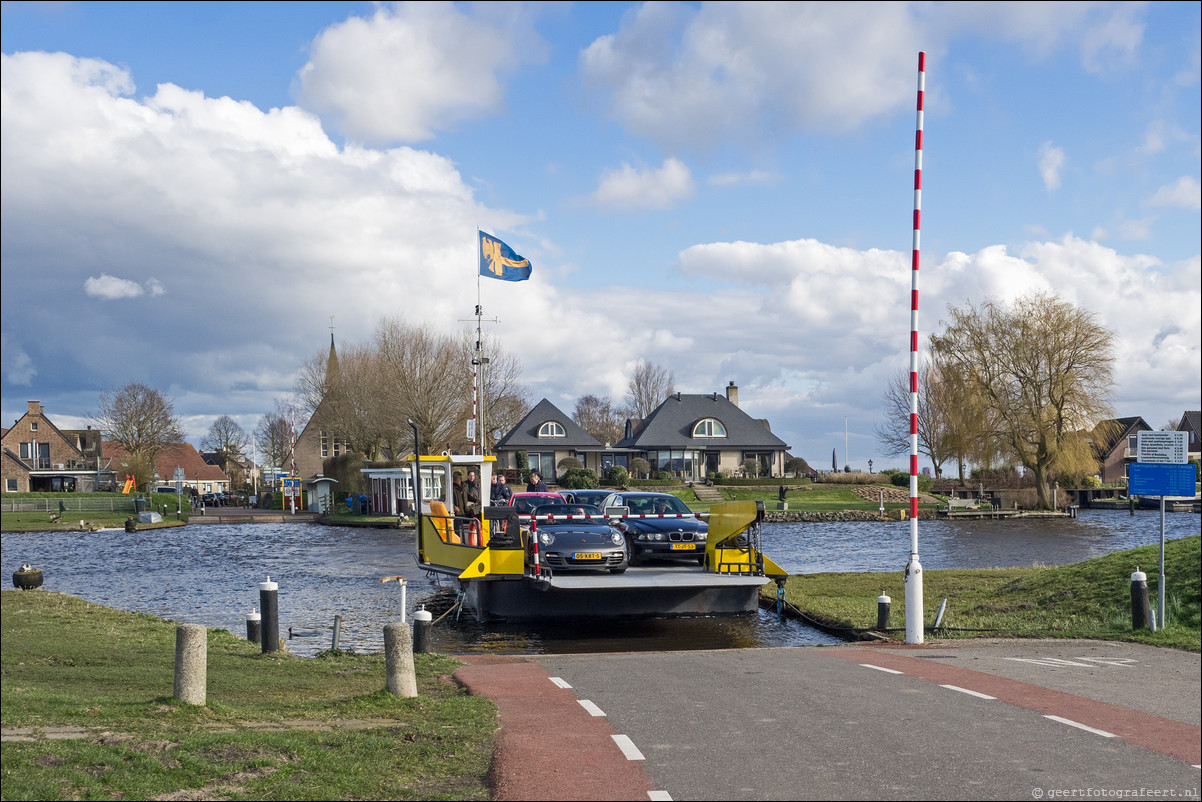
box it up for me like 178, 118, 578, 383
490, 474, 513, 504
526, 471, 549, 492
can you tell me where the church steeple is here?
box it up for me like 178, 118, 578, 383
324, 333, 341, 393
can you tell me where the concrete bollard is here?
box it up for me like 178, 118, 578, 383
331, 614, 342, 651
412, 607, 433, 654
174, 624, 207, 705
384, 621, 418, 697
876, 594, 891, 631
1130, 568, 1150, 631
246, 608, 261, 644
259, 577, 279, 653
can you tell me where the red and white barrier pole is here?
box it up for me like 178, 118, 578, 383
905, 51, 926, 645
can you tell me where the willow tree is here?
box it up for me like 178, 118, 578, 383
930, 292, 1115, 508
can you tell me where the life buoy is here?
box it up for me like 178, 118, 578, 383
466, 519, 481, 547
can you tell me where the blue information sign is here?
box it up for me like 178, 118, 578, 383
1128, 462, 1197, 497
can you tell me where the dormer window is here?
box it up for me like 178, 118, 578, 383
538, 421, 566, 438
692, 418, 727, 438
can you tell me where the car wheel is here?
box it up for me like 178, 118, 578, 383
695, 554, 706, 566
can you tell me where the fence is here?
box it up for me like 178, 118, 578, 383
1, 498, 140, 513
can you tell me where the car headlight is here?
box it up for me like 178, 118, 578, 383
696, 532, 707, 542
539, 532, 555, 546
611, 531, 624, 545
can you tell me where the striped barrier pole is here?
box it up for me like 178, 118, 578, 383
905, 51, 926, 645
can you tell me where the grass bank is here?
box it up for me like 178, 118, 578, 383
774, 535, 1201, 652
1, 591, 495, 800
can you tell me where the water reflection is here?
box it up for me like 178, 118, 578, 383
2, 509, 1195, 657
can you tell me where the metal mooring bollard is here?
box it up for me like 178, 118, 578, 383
413, 606, 433, 654
384, 621, 418, 697
174, 623, 207, 705
259, 577, 280, 653
1130, 568, 1151, 631
246, 608, 261, 645
876, 594, 892, 631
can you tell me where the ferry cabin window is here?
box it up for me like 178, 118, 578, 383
538, 421, 566, 438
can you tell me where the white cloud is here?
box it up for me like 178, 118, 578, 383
590, 158, 694, 210
1147, 176, 1202, 210
295, 2, 547, 143
1037, 141, 1065, 191
84, 274, 146, 300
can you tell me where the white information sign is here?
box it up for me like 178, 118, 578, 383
1136, 430, 1188, 464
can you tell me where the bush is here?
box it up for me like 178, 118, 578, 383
710, 470, 727, 483
558, 467, 600, 489
515, 451, 530, 484
656, 470, 674, 481
605, 465, 629, 486
557, 456, 584, 473
629, 458, 650, 479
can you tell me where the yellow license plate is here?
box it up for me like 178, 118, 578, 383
671, 543, 696, 550
573, 552, 603, 560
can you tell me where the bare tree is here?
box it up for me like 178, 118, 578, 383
624, 360, 675, 420
573, 394, 623, 445
875, 359, 974, 480
201, 415, 249, 466
375, 318, 466, 454
931, 291, 1115, 508
255, 401, 294, 472
455, 330, 529, 454
91, 381, 182, 465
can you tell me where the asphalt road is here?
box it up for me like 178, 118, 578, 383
524, 639, 1200, 801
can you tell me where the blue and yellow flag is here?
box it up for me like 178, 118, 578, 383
479, 231, 532, 282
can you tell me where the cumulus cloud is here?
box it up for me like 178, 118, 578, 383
1147, 176, 1202, 210
1037, 141, 1065, 191
84, 274, 148, 300
295, 2, 547, 143
590, 158, 695, 210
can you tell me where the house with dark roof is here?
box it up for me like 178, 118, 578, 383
492, 398, 603, 483
104, 441, 229, 495
613, 382, 790, 481
492, 383, 791, 484
1091, 416, 1152, 484
1177, 411, 1201, 462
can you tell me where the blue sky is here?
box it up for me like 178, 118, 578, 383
2, 1, 1199, 472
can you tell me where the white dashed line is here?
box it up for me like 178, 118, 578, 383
939, 684, 996, 700
612, 733, 646, 760
578, 699, 606, 717
648, 791, 673, 800
860, 663, 905, 675
1043, 715, 1116, 738
549, 676, 572, 689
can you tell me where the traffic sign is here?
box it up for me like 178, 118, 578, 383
1128, 462, 1197, 496
1136, 431, 1188, 464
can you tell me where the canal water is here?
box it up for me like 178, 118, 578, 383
2, 509, 1197, 656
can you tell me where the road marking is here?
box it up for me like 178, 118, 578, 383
612, 733, 646, 760
578, 699, 606, 717
648, 792, 673, 800
1043, 715, 1116, 738
860, 663, 905, 675
1079, 658, 1138, 667
1006, 657, 1095, 668
549, 676, 572, 689
939, 684, 996, 700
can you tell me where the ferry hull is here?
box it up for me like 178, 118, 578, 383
463, 566, 769, 622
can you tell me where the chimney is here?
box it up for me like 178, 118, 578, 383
28, 401, 42, 415
726, 381, 739, 407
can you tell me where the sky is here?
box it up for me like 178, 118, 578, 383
2, 0, 1200, 474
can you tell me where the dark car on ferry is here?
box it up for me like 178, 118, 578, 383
598, 491, 707, 565
557, 489, 611, 507
530, 503, 628, 574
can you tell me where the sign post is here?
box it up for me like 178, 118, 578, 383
1131, 431, 1191, 630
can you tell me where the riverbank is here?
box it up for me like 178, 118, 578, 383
0, 591, 495, 800
768, 534, 1201, 652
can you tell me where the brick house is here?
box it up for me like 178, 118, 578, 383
1091, 416, 1153, 485
1, 401, 113, 492
104, 441, 229, 495
1177, 411, 1201, 462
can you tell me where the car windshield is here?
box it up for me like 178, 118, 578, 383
628, 495, 689, 515
513, 496, 564, 513
535, 503, 602, 520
